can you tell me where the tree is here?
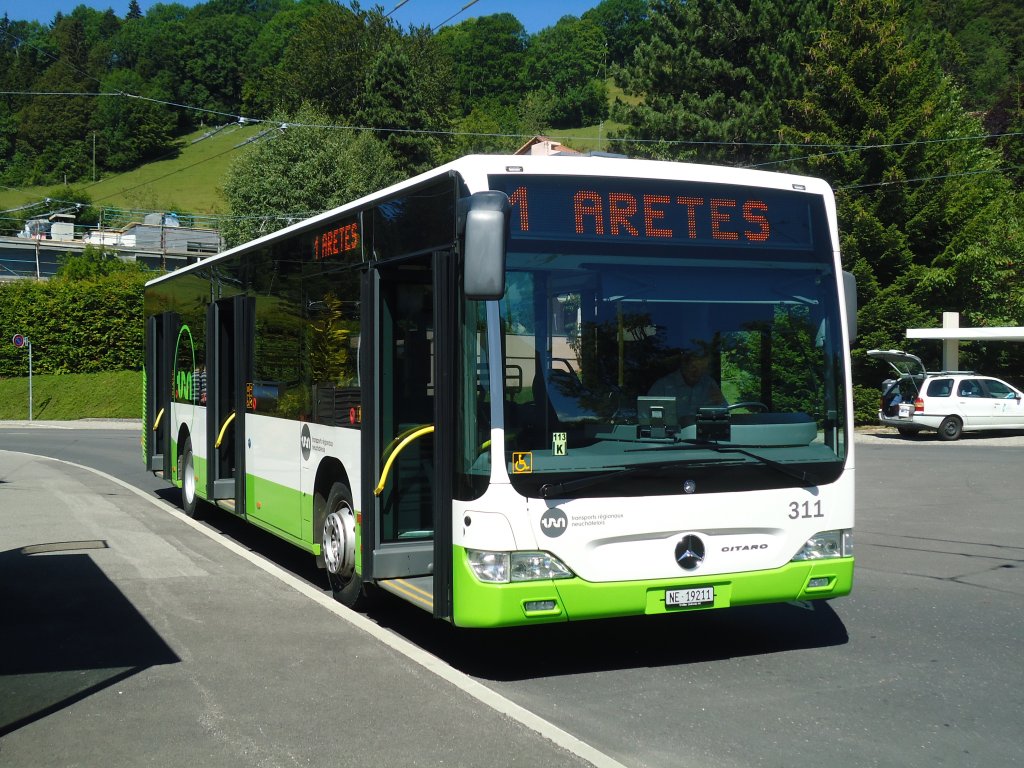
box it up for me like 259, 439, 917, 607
523, 15, 608, 128
446, 100, 523, 158
612, 0, 827, 164
221, 104, 402, 247
434, 14, 528, 114
913, 192, 1024, 375
243, 2, 386, 120
55, 245, 152, 281
92, 70, 175, 170
582, 0, 651, 66
354, 32, 454, 173
782, 0, 1017, 384
176, 5, 262, 116
16, 16, 93, 183
108, 4, 194, 134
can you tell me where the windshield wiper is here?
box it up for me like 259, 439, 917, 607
627, 439, 820, 487
618, 438, 819, 487
538, 440, 821, 499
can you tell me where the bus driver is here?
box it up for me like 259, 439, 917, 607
648, 347, 727, 415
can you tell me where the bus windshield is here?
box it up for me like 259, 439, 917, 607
494, 240, 848, 498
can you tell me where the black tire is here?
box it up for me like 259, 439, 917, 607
318, 481, 368, 609
938, 415, 963, 441
179, 436, 201, 518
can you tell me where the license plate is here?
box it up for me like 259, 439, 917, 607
665, 586, 715, 607
898, 404, 912, 417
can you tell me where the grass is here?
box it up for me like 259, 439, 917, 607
0, 123, 262, 216
0, 370, 142, 421
546, 120, 632, 153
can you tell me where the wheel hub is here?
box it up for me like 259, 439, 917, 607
183, 454, 195, 503
323, 506, 356, 579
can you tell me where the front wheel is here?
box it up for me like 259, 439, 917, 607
938, 415, 963, 441
319, 481, 368, 609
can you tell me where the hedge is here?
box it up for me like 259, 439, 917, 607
0, 272, 148, 376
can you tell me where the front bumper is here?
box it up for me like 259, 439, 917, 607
451, 546, 854, 628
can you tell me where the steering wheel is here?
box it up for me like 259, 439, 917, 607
727, 401, 769, 412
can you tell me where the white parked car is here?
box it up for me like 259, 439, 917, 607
868, 349, 1024, 440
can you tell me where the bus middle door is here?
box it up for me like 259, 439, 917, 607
365, 252, 455, 619
206, 295, 253, 516
145, 311, 178, 475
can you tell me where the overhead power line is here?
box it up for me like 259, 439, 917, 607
432, 0, 483, 32
385, 0, 411, 18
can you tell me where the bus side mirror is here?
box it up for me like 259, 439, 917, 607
842, 271, 857, 344
462, 191, 508, 300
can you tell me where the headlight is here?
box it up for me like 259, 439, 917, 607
791, 529, 853, 561
466, 549, 509, 582
467, 549, 574, 583
510, 552, 573, 582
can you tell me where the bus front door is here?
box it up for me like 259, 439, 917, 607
206, 296, 253, 516
365, 252, 456, 620
144, 312, 177, 475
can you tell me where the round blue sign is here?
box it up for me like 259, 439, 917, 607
12, 334, 26, 348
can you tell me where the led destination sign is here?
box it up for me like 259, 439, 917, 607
313, 217, 361, 261
487, 174, 820, 251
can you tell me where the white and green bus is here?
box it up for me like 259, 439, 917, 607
144, 154, 856, 628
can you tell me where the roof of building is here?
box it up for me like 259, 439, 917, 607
513, 136, 582, 156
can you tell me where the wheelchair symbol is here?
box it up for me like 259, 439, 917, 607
512, 452, 533, 474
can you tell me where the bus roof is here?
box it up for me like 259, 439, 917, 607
147, 154, 836, 287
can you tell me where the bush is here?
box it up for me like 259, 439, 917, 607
853, 384, 880, 426
0, 270, 149, 377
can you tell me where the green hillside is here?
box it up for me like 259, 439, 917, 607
0, 119, 627, 221
1, 118, 640, 220
0, 123, 262, 216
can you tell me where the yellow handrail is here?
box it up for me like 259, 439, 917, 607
214, 411, 236, 449
152, 407, 165, 432
374, 425, 434, 496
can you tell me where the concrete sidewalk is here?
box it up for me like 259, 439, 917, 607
0, 450, 601, 768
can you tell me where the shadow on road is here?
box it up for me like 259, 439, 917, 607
0, 542, 180, 737
366, 590, 849, 681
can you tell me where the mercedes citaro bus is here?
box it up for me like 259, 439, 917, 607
144, 154, 856, 627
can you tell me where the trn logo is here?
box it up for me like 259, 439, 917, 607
175, 370, 193, 401
300, 424, 312, 461
540, 508, 568, 538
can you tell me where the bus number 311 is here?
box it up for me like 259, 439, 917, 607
789, 500, 824, 519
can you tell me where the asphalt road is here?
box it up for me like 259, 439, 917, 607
2, 421, 1022, 768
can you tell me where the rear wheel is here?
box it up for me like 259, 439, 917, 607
319, 481, 368, 609
179, 436, 200, 518
938, 415, 963, 441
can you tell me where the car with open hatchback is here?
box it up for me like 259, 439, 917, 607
868, 349, 1024, 440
